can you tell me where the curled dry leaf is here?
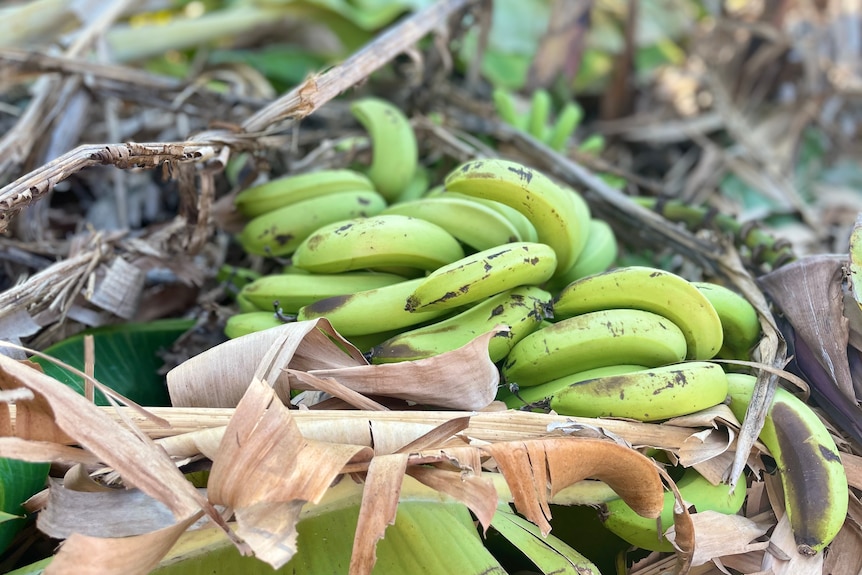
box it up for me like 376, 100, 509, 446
665, 511, 770, 567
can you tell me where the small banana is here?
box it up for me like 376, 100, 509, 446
224, 311, 285, 339
291, 214, 465, 274
350, 97, 418, 202
296, 278, 452, 336
546, 101, 583, 152
692, 282, 761, 360
234, 169, 375, 218
444, 158, 587, 273
404, 242, 557, 313
727, 373, 848, 555
442, 191, 539, 243
527, 89, 552, 142
550, 361, 730, 421
502, 308, 688, 388
369, 286, 553, 364
492, 87, 528, 131
601, 466, 747, 552
240, 271, 406, 314
503, 364, 646, 409
381, 195, 522, 251
553, 266, 723, 360
545, 219, 618, 293
237, 189, 387, 256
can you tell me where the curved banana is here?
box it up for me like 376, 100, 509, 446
369, 285, 553, 364
553, 266, 724, 360
350, 97, 418, 202
240, 271, 406, 314
224, 311, 284, 339
237, 189, 387, 257
394, 165, 430, 203
443, 158, 587, 273
404, 242, 557, 313
545, 219, 618, 293
381, 195, 522, 251
234, 169, 374, 218
296, 278, 452, 336
442, 191, 539, 243
551, 361, 730, 421
564, 184, 592, 255
502, 308, 688, 388
527, 89, 552, 141
503, 364, 646, 409
692, 282, 761, 360
291, 214, 465, 274
601, 467, 747, 552
236, 292, 263, 313
727, 373, 848, 555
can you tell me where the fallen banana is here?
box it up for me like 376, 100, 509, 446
502, 308, 689, 388
692, 281, 761, 360
727, 373, 848, 555
291, 214, 465, 274
369, 285, 552, 364
404, 242, 557, 313
237, 189, 387, 257
553, 266, 723, 360
234, 169, 375, 218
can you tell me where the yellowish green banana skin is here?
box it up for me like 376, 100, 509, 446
369, 286, 553, 364
234, 169, 375, 218
550, 361, 730, 421
224, 311, 285, 339
350, 97, 418, 202
553, 266, 724, 360
503, 364, 646, 408
238, 190, 387, 256
727, 373, 848, 555
502, 308, 688, 388
692, 282, 761, 360
291, 214, 465, 274
441, 191, 539, 243
404, 242, 557, 313
601, 467, 747, 552
544, 218, 617, 293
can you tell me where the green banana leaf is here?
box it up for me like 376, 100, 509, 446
0, 458, 50, 555
30, 319, 195, 406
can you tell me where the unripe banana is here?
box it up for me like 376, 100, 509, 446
296, 278, 452, 336
381, 196, 522, 251
444, 158, 587, 273
502, 308, 688, 388
240, 272, 405, 314
237, 190, 387, 256
527, 89, 552, 141
545, 219, 618, 293
236, 292, 262, 313
234, 169, 374, 218
369, 286, 553, 364
492, 87, 528, 130
601, 467, 747, 552
350, 97, 418, 201
547, 101, 583, 152
727, 373, 848, 555
503, 364, 646, 409
404, 242, 557, 313
442, 191, 539, 243
224, 311, 284, 339
553, 266, 724, 360
394, 165, 430, 203
291, 215, 465, 274
692, 282, 761, 360
551, 361, 730, 421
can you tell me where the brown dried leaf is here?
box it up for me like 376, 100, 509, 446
406, 466, 497, 532
0, 437, 100, 465
666, 511, 770, 567
761, 514, 825, 575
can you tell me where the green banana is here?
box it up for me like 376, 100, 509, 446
601, 466, 747, 552
563, 185, 592, 265
296, 278, 452, 336
441, 191, 539, 243
504, 364, 646, 409
727, 373, 848, 555
234, 169, 375, 218
545, 219, 618, 293
291, 214, 465, 274
394, 165, 430, 203
551, 361, 730, 421
381, 196, 522, 251
237, 189, 387, 256
692, 282, 761, 360
240, 271, 406, 314
350, 97, 418, 202
236, 292, 262, 313
553, 266, 724, 360
369, 285, 553, 364
224, 311, 285, 339
444, 158, 587, 273
502, 308, 689, 388
547, 101, 583, 152
527, 89, 552, 142
404, 242, 557, 313
492, 87, 527, 130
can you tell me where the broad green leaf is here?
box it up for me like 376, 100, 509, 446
0, 458, 50, 555
31, 319, 195, 406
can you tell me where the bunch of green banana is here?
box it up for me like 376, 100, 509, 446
601, 466, 747, 552
727, 373, 848, 555
492, 88, 583, 152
